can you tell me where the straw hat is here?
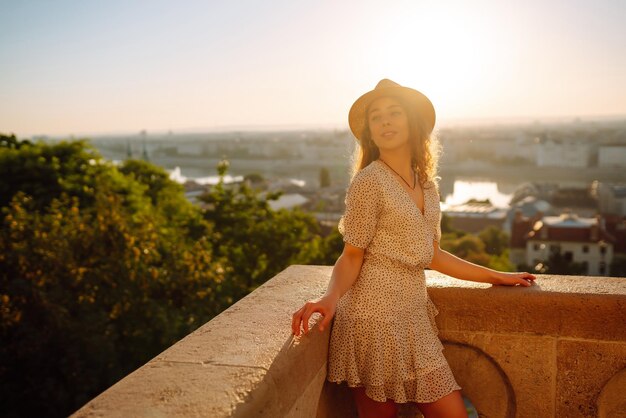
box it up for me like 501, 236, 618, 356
348, 79, 436, 141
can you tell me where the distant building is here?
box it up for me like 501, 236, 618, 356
177, 143, 204, 155
510, 211, 616, 276
503, 196, 552, 234
598, 145, 626, 168
442, 201, 507, 234
492, 133, 537, 164
267, 193, 309, 211
509, 182, 559, 206
550, 186, 598, 217
536, 138, 589, 168
592, 181, 626, 216
603, 214, 626, 254
509, 181, 597, 218
510, 211, 539, 267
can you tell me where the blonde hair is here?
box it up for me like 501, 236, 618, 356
350, 95, 442, 188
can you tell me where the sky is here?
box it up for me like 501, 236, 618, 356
1, 0, 625, 137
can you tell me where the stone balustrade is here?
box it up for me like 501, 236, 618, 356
72, 265, 626, 418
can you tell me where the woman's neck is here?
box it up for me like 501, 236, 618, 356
378, 149, 414, 180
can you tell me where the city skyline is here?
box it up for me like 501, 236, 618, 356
1, 0, 625, 137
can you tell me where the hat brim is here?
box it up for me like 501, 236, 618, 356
348, 85, 436, 141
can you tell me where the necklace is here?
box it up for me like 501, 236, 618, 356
379, 159, 416, 190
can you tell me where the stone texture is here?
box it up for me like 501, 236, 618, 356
285, 362, 327, 418
426, 272, 626, 341
441, 340, 514, 417
556, 339, 626, 418
73, 362, 268, 418
598, 368, 626, 418
441, 330, 555, 418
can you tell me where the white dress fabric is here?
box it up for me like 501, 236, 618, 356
327, 160, 462, 403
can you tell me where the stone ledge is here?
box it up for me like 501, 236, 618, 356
71, 266, 626, 418
426, 271, 626, 341
72, 265, 333, 418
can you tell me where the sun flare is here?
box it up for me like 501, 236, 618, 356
365, 2, 506, 121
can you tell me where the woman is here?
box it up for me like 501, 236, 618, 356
291, 79, 536, 418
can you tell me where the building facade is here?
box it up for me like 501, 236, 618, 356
510, 211, 616, 276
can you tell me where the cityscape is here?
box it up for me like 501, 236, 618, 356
54, 115, 626, 278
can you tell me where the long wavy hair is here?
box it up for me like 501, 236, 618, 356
350, 94, 442, 189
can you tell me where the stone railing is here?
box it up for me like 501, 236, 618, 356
72, 265, 626, 418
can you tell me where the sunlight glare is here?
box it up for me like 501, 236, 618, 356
367, 2, 503, 121
443, 180, 512, 208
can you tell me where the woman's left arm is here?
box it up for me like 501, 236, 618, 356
428, 242, 536, 287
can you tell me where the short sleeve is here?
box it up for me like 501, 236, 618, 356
433, 185, 442, 242
338, 170, 381, 249
435, 206, 442, 242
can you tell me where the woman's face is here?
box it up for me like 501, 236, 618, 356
367, 96, 410, 152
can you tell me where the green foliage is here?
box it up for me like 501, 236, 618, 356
0, 139, 343, 416
0, 139, 224, 417
199, 163, 327, 300
478, 225, 510, 255
440, 212, 463, 237
119, 159, 181, 205
0, 133, 32, 149
0, 136, 107, 212
118, 159, 208, 239
441, 224, 514, 271
319, 167, 331, 188
319, 227, 345, 265
0, 190, 227, 415
487, 249, 515, 272
442, 234, 491, 267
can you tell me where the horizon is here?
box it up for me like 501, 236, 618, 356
2, 0, 625, 138
23, 112, 626, 140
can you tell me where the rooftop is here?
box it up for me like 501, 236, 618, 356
541, 213, 597, 228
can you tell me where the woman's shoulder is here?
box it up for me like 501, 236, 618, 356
350, 161, 384, 187
423, 175, 441, 190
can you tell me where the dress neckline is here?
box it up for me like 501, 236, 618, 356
374, 159, 427, 217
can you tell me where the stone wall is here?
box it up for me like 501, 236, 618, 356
72, 266, 626, 418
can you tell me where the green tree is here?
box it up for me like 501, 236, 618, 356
319, 167, 331, 188
0, 133, 32, 149
440, 212, 463, 238
0, 137, 109, 212
322, 227, 344, 264
441, 232, 514, 271
478, 225, 510, 255
0, 140, 224, 417
0, 140, 342, 417
442, 234, 491, 267
199, 161, 326, 300
118, 159, 208, 239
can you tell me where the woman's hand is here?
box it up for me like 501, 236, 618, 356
291, 296, 337, 336
492, 271, 537, 287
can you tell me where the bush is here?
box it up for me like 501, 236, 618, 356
0, 138, 224, 417
0, 138, 341, 416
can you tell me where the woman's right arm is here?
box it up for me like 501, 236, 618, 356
291, 243, 364, 336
